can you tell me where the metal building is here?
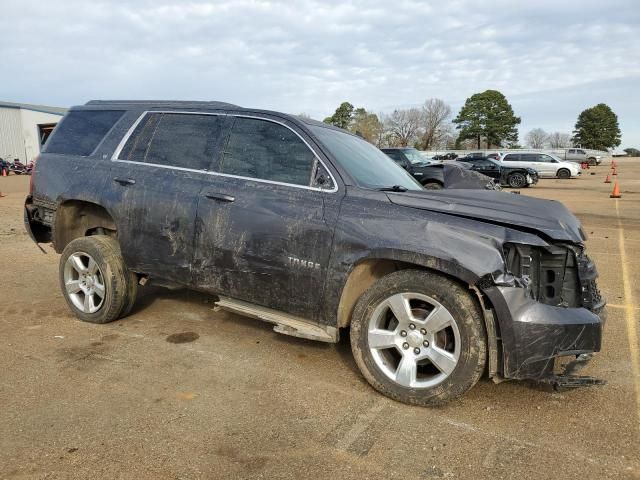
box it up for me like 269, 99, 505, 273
0, 101, 67, 163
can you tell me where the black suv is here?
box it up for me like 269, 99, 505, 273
25, 101, 605, 405
457, 157, 539, 188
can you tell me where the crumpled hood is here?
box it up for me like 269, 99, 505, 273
387, 189, 585, 242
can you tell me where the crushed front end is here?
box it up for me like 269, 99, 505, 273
492, 242, 605, 387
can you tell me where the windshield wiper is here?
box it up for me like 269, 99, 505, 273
377, 185, 408, 192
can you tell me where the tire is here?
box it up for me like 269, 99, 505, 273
588, 157, 597, 166
59, 235, 137, 324
350, 270, 486, 406
557, 168, 571, 179
423, 181, 443, 190
507, 172, 527, 188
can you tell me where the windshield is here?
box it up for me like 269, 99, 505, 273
310, 126, 422, 191
402, 148, 429, 165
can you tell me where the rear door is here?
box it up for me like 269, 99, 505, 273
192, 115, 342, 321
107, 111, 230, 284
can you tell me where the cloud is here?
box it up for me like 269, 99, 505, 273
1, 0, 638, 146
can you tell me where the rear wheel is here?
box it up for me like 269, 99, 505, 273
507, 172, 527, 188
423, 181, 443, 190
557, 168, 571, 179
588, 157, 597, 166
59, 235, 137, 324
350, 270, 486, 406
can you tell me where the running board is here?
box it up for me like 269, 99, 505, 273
215, 297, 338, 343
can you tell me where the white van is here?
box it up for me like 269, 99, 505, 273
499, 152, 580, 179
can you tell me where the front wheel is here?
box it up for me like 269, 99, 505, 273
557, 168, 571, 179
507, 172, 527, 188
350, 270, 486, 406
59, 235, 137, 324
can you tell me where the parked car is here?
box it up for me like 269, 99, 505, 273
457, 157, 538, 188
458, 152, 486, 161
380, 147, 433, 167
563, 148, 602, 166
25, 101, 605, 405
499, 152, 581, 179
382, 148, 497, 190
432, 152, 458, 160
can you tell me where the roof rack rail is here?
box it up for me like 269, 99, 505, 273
85, 100, 240, 108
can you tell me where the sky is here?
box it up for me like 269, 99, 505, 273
2, 0, 639, 149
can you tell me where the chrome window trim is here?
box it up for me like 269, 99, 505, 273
110, 110, 339, 193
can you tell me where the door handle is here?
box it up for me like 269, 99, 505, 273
113, 177, 136, 186
205, 193, 235, 203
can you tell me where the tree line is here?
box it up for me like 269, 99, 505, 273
319, 90, 623, 152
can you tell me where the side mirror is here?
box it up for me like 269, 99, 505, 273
316, 174, 327, 185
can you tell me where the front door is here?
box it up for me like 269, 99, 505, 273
192, 115, 341, 321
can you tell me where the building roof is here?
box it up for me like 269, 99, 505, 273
0, 100, 67, 116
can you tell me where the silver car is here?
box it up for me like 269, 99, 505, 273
499, 152, 581, 179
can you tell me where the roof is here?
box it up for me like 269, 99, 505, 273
0, 100, 67, 116
82, 99, 349, 133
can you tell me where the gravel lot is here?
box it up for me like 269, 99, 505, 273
1, 160, 639, 479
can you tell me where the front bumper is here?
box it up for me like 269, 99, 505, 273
496, 286, 604, 380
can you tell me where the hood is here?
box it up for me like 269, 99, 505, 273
386, 189, 585, 242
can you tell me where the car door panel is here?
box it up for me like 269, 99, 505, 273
192, 115, 342, 321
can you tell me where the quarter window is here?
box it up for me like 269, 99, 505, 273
46, 110, 124, 156
119, 113, 223, 171
220, 117, 316, 186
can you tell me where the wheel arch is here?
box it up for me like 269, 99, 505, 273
53, 199, 117, 253
336, 254, 501, 377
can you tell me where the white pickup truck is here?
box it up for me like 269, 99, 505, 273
562, 148, 602, 165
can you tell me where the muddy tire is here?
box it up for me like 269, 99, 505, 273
423, 181, 443, 190
557, 168, 571, 179
350, 270, 486, 406
588, 157, 597, 166
59, 235, 137, 324
507, 172, 527, 188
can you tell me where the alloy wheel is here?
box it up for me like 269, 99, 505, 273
366, 292, 461, 388
63, 252, 106, 313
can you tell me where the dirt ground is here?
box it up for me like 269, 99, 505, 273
1, 160, 639, 479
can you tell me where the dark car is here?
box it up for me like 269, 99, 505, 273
432, 152, 458, 160
457, 157, 539, 188
25, 101, 605, 405
381, 148, 497, 190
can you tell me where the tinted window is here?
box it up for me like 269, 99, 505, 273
521, 154, 540, 162
503, 154, 521, 161
220, 117, 315, 186
568, 149, 576, 154
46, 110, 124, 156
310, 126, 421, 191
119, 113, 222, 170
384, 151, 405, 162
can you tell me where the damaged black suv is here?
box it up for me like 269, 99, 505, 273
25, 101, 605, 405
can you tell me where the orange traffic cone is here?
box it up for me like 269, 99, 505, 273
1, 169, 6, 177
611, 167, 617, 176
612, 159, 617, 168
610, 182, 621, 198
0, 191, 5, 198
604, 173, 612, 183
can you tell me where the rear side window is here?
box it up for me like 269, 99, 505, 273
45, 110, 124, 156
119, 113, 223, 171
219, 117, 316, 186
503, 154, 521, 161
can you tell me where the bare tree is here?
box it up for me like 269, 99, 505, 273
548, 131, 572, 148
525, 128, 548, 149
383, 108, 423, 147
420, 99, 451, 150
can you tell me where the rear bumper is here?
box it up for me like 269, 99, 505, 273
496, 286, 604, 380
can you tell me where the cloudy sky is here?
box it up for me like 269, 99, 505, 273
2, 0, 639, 148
